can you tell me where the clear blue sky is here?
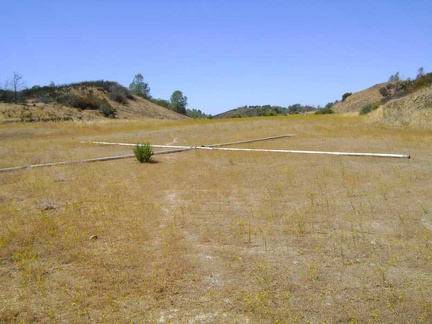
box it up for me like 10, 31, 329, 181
1, 0, 431, 115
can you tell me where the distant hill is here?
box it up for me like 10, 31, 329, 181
214, 104, 316, 119
0, 81, 188, 122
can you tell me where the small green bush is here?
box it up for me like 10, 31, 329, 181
71, 96, 100, 110
133, 142, 153, 163
379, 86, 389, 97
342, 92, 352, 101
98, 104, 117, 118
359, 102, 382, 115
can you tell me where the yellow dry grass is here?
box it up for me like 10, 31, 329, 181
1, 115, 432, 323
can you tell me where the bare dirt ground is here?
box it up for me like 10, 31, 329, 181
1, 115, 431, 323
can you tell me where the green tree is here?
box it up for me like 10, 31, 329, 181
416, 67, 424, 80
169, 90, 188, 115
186, 108, 211, 119
388, 72, 400, 82
129, 73, 150, 99
151, 98, 170, 108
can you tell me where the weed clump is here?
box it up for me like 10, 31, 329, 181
133, 142, 153, 163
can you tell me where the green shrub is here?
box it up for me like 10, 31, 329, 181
71, 96, 100, 110
342, 92, 352, 101
359, 102, 382, 115
315, 107, 334, 114
379, 86, 389, 97
98, 104, 117, 118
108, 84, 129, 104
133, 142, 153, 163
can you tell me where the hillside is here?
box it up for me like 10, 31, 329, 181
333, 73, 432, 115
368, 84, 432, 127
332, 83, 386, 113
332, 73, 432, 127
0, 82, 188, 122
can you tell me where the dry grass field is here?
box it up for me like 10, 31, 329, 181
1, 115, 431, 323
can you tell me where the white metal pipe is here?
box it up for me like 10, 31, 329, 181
92, 134, 294, 149
0, 148, 188, 173
93, 141, 410, 159
206, 134, 294, 147
93, 142, 194, 149
196, 146, 411, 159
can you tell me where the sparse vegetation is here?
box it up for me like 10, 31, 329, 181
0, 66, 431, 321
1, 116, 431, 322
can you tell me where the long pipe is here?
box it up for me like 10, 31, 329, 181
94, 142, 410, 159
0, 134, 292, 173
198, 146, 410, 159
92, 134, 295, 149
0, 148, 187, 173
206, 134, 294, 147
0, 134, 409, 173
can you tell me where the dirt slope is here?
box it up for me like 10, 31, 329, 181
0, 86, 188, 122
110, 95, 188, 120
368, 85, 432, 127
332, 83, 386, 113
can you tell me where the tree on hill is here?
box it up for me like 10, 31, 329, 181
1, 72, 26, 103
151, 98, 170, 108
169, 90, 188, 115
416, 67, 424, 80
388, 72, 401, 82
12, 72, 26, 103
186, 108, 211, 119
129, 73, 150, 99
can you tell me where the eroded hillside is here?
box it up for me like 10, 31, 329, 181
368, 85, 432, 127
0, 82, 188, 122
